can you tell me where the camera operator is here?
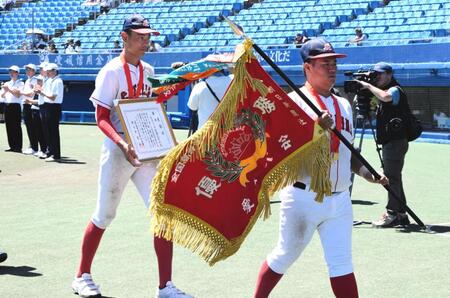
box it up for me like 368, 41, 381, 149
356, 62, 410, 228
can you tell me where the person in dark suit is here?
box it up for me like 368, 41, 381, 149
1, 65, 24, 152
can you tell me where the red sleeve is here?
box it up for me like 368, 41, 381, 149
96, 105, 123, 144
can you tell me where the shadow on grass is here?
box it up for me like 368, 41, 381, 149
352, 222, 450, 235
0, 265, 42, 277
56, 156, 86, 165
272, 200, 379, 206
396, 224, 450, 234
351, 199, 378, 205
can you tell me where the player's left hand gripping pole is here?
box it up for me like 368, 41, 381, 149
224, 17, 426, 230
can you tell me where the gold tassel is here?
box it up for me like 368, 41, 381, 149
172, 38, 268, 162
150, 39, 332, 265
150, 124, 331, 265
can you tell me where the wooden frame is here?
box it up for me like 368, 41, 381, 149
115, 98, 177, 161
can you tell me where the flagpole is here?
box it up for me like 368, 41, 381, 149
224, 18, 425, 229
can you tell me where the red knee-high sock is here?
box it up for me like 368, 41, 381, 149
76, 221, 105, 277
330, 273, 359, 298
254, 260, 283, 298
154, 236, 173, 289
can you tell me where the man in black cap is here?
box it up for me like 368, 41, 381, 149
253, 38, 388, 298
71, 13, 192, 298
356, 62, 411, 228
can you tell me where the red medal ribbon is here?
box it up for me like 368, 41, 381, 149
306, 83, 342, 155
120, 52, 144, 99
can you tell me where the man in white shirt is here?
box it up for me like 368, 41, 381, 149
1, 65, 24, 152
20, 63, 39, 155
187, 71, 233, 129
22, 69, 47, 158
34, 62, 49, 158
35, 63, 63, 161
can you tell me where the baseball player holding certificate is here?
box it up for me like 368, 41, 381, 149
71, 14, 192, 298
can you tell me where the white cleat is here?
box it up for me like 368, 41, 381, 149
156, 281, 193, 298
72, 273, 101, 298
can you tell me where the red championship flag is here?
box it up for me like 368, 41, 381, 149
150, 39, 332, 265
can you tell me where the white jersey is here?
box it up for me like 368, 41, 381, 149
90, 56, 154, 133
23, 76, 37, 100
1, 79, 24, 104
38, 77, 47, 106
43, 75, 64, 104
23, 76, 38, 109
289, 86, 354, 193
187, 74, 233, 127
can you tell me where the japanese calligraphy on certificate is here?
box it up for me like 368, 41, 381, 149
115, 98, 177, 161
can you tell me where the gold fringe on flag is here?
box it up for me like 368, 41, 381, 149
150, 38, 332, 265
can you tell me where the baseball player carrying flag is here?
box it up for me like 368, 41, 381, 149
150, 38, 336, 265
148, 35, 389, 298
253, 38, 388, 298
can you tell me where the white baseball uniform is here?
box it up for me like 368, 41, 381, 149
266, 86, 355, 278
89, 56, 158, 228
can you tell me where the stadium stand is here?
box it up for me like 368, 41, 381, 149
50, 0, 245, 52
0, 0, 99, 51
0, 0, 448, 128
322, 0, 450, 47
0, 0, 449, 52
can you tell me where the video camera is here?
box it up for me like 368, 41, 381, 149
344, 70, 378, 114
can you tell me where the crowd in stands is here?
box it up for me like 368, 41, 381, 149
63, 39, 83, 54
17, 33, 51, 54
17, 35, 85, 54
2, 0, 448, 54
0, 0, 15, 12
0, 62, 64, 162
14, 33, 162, 54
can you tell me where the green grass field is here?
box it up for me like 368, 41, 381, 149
1, 124, 449, 298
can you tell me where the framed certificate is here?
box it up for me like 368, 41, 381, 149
115, 98, 177, 161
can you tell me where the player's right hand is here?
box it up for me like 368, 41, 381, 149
118, 140, 142, 167
317, 111, 334, 130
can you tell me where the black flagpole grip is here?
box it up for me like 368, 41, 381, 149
251, 43, 425, 229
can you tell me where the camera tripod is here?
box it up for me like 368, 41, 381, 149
349, 99, 384, 196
